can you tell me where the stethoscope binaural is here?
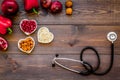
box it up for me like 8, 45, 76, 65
52, 32, 117, 76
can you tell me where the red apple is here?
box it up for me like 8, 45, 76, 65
50, 1, 62, 13
1, 0, 19, 15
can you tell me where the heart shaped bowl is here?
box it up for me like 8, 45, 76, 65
18, 36, 35, 54
37, 27, 54, 43
20, 19, 37, 35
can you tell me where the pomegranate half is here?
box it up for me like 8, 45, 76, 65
0, 37, 8, 51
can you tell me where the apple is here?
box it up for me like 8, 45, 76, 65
1, 0, 19, 15
50, 1, 62, 13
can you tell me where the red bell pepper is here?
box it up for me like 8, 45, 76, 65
0, 15, 12, 35
24, 0, 39, 14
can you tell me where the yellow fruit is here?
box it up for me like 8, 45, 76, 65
65, 0, 73, 8
66, 8, 73, 15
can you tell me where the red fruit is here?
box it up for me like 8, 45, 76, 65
1, 0, 19, 15
0, 37, 8, 51
20, 19, 37, 35
40, 0, 52, 8
50, 1, 62, 13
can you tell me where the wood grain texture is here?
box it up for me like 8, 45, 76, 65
0, 25, 120, 55
0, 55, 120, 80
0, 0, 120, 25
0, 0, 120, 80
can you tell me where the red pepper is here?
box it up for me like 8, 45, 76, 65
0, 15, 12, 35
24, 0, 39, 14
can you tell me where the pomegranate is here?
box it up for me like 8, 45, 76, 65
50, 1, 62, 13
20, 19, 37, 35
0, 37, 8, 51
40, 0, 52, 8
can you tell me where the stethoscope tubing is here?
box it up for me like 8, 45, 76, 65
80, 46, 100, 74
79, 43, 114, 75
52, 32, 117, 76
52, 43, 114, 76
92, 43, 114, 75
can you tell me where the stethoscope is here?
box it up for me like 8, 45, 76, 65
52, 32, 117, 76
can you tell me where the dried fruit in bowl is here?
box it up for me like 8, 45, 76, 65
18, 37, 35, 54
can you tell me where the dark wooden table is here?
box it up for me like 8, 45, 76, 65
0, 0, 120, 80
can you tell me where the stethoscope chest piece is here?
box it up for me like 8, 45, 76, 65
107, 32, 117, 43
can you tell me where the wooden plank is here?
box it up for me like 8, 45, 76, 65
0, 0, 120, 24
0, 55, 119, 80
0, 0, 119, 80
0, 25, 120, 55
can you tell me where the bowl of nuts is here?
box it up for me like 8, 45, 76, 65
18, 36, 35, 54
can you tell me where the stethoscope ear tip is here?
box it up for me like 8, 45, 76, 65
52, 63, 55, 67
52, 54, 59, 67
107, 32, 117, 43
55, 54, 59, 57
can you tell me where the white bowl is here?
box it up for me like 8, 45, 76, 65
18, 36, 35, 54
20, 19, 37, 35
